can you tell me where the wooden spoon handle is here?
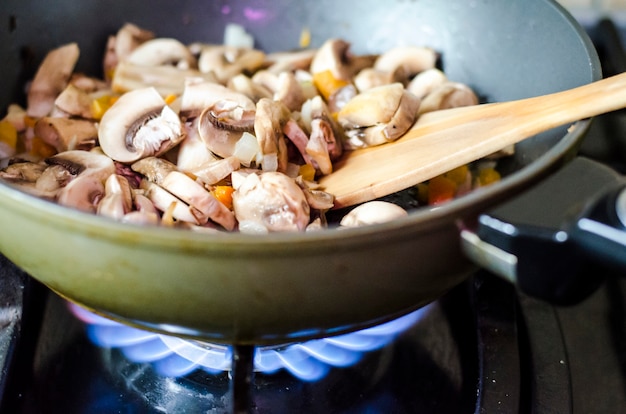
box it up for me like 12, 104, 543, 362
322, 72, 626, 208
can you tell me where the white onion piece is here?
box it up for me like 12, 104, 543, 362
233, 132, 261, 167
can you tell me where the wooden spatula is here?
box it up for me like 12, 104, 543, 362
319, 72, 626, 209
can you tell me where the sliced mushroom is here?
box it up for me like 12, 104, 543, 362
103, 23, 155, 79
254, 98, 291, 172
122, 210, 160, 226
272, 71, 307, 112
265, 49, 317, 74
307, 96, 344, 160
306, 118, 333, 175
27, 43, 80, 118
196, 118, 245, 160
291, 95, 345, 170
98, 87, 185, 163
378, 90, 421, 141
112, 61, 218, 96
126, 38, 197, 69
56, 174, 107, 213
302, 187, 334, 211
140, 179, 200, 224
282, 118, 314, 166
338, 83, 420, 146
197, 45, 266, 84
121, 193, 160, 226
69, 73, 109, 93
176, 119, 220, 171
194, 87, 257, 160
252, 71, 305, 112
54, 84, 94, 119
131, 156, 178, 185
199, 96, 257, 132
337, 83, 405, 128
353, 68, 395, 92
339, 201, 407, 227
406, 68, 448, 99
34, 117, 98, 152
97, 174, 133, 219
418, 81, 479, 115
35, 164, 72, 196
46, 150, 116, 213
115, 23, 155, 58
161, 171, 236, 230
190, 156, 240, 186
232, 171, 310, 233
310, 39, 376, 81
227, 74, 273, 103
0, 160, 56, 198
373, 46, 438, 84
46, 149, 115, 175
180, 80, 256, 120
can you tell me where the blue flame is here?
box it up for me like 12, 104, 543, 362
69, 304, 431, 381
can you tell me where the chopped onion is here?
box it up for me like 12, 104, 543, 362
232, 132, 260, 167
223, 23, 254, 48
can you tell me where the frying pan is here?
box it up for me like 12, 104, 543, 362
0, 0, 602, 344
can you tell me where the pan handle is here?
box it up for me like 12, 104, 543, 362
461, 157, 626, 305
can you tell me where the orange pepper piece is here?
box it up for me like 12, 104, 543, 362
428, 175, 457, 205
0, 120, 18, 151
164, 94, 178, 105
299, 163, 316, 182
30, 137, 57, 159
476, 168, 501, 187
313, 70, 350, 101
444, 164, 469, 185
213, 185, 235, 210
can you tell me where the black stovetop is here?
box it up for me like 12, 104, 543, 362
1, 17, 626, 414
1, 253, 625, 413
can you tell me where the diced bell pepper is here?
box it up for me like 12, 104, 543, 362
313, 70, 350, 101
427, 175, 457, 205
30, 136, 57, 159
213, 185, 235, 210
91, 95, 118, 120
299, 163, 316, 182
476, 167, 501, 187
0, 119, 18, 158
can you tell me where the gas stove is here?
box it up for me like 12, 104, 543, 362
1, 18, 626, 414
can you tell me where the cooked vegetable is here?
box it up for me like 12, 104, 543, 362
0, 23, 504, 233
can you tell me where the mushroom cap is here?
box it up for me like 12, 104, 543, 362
233, 171, 310, 233
310, 39, 376, 82
407, 68, 448, 99
98, 87, 184, 163
197, 45, 266, 84
418, 81, 479, 115
310, 38, 352, 81
180, 80, 256, 119
337, 83, 405, 128
340, 201, 407, 227
373, 46, 438, 82
48, 150, 116, 213
126, 38, 197, 69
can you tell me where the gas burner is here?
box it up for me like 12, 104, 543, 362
69, 302, 431, 381
66, 302, 448, 413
